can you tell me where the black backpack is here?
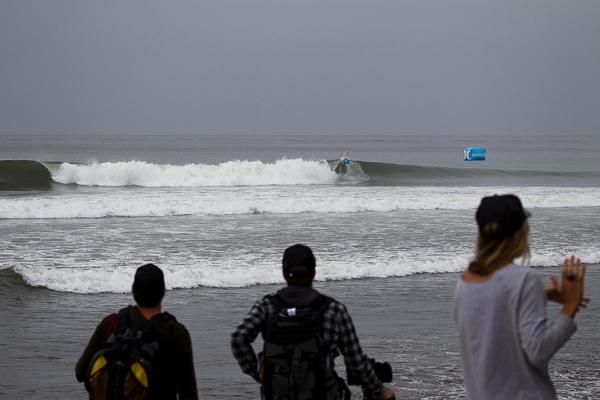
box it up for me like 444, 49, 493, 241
259, 293, 341, 400
85, 308, 175, 400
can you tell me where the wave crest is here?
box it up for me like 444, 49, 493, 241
52, 159, 339, 187
8, 247, 600, 293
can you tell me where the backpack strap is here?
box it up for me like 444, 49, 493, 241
266, 293, 333, 318
309, 294, 333, 315
116, 307, 132, 332
146, 312, 176, 356
266, 293, 284, 311
150, 312, 176, 331
101, 307, 132, 340
268, 293, 332, 311
108, 308, 175, 337
103, 313, 119, 340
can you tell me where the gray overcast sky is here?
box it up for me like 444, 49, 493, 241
1, 0, 599, 135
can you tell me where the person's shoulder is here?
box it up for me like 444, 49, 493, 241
500, 263, 543, 293
513, 263, 540, 279
261, 291, 278, 300
159, 313, 192, 342
259, 291, 280, 306
315, 292, 345, 313
160, 312, 183, 330
501, 262, 536, 280
99, 312, 116, 325
95, 308, 124, 334
171, 320, 191, 339
101, 306, 128, 321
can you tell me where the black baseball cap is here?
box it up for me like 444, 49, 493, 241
132, 263, 165, 307
476, 194, 530, 240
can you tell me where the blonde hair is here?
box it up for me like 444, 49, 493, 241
469, 220, 530, 275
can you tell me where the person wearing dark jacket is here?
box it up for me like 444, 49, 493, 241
231, 244, 395, 400
76, 263, 198, 400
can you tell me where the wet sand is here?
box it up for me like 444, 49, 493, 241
1, 265, 598, 399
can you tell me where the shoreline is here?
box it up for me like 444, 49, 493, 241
1, 266, 598, 399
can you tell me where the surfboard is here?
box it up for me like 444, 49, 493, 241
334, 152, 351, 174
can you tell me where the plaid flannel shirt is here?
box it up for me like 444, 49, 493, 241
231, 290, 384, 396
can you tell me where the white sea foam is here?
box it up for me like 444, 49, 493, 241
1, 186, 600, 219
51, 159, 340, 187
11, 246, 600, 293
10, 251, 468, 293
531, 247, 600, 268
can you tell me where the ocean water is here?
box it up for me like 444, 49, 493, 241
1, 134, 599, 399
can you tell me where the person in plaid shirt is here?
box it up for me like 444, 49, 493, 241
231, 244, 395, 400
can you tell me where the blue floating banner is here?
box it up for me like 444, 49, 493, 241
464, 147, 486, 161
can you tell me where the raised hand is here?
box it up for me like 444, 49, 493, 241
559, 256, 588, 318
546, 274, 590, 308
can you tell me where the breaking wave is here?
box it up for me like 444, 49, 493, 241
1, 186, 600, 219
50, 159, 342, 187
51, 160, 600, 187
5, 246, 599, 293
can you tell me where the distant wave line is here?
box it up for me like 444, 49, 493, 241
2, 185, 600, 219
2, 159, 600, 191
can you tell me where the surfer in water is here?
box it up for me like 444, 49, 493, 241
334, 151, 351, 174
